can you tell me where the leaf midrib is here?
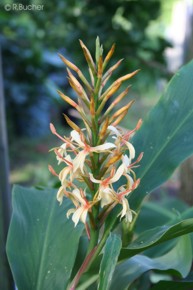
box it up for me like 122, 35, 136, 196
35, 197, 56, 290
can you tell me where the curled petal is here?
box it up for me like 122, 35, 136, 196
89, 173, 101, 184
71, 188, 86, 205
57, 186, 65, 205
124, 141, 135, 160
59, 167, 70, 183
125, 174, 134, 189
118, 197, 132, 223
66, 208, 76, 219
56, 144, 67, 164
110, 164, 125, 183
122, 154, 131, 167
72, 206, 88, 227
108, 125, 121, 136
71, 130, 85, 147
73, 150, 87, 173
91, 142, 116, 152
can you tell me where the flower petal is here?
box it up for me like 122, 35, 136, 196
56, 186, 64, 204
108, 125, 121, 136
66, 208, 76, 219
72, 207, 85, 226
100, 190, 114, 207
71, 188, 86, 204
125, 141, 135, 160
91, 142, 116, 152
122, 154, 131, 167
73, 150, 87, 173
110, 164, 125, 183
80, 207, 88, 224
59, 167, 70, 183
89, 173, 101, 184
71, 130, 85, 147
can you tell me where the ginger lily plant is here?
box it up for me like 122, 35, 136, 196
6, 39, 193, 290
49, 38, 143, 233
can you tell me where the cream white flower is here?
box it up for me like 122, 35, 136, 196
71, 130, 116, 173
89, 164, 125, 196
56, 143, 67, 164
99, 179, 140, 223
57, 186, 65, 205
66, 188, 92, 226
108, 125, 135, 161
117, 196, 133, 223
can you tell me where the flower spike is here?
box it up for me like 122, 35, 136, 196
50, 38, 143, 229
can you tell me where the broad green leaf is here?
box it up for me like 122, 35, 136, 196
135, 197, 189, 233
130, 60, 193, 209
150, 280, 193, 290
104, 60, 193, 237
110, 235, 192, 290
119, 218, 193, 260
6, 185, 84, 290
98, 234, 122, 290
135, 201, 176, 233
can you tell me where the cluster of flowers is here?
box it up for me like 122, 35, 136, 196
49, 38, 143, 229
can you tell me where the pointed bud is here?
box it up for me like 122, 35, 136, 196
103, 87, 132, 118
58, 53, 92, 92
79, 40, 96, 75
111, 102, 134, 120
67, 69, 89, 103
105, 69, 139, 97
97, 82, 122, 115
58, 53, 78, 71
98, 55, 103, 78
111, 110, 128, 126
57, 90, 79, 109
99, 117, 109, 140
103, 43, 116, 70
101, 81, 122, 101
103, 59, 123, 81
90, 96, 95, 117
63, 114, 81, 133
95, 36, 102, 64
116, 69, 140, 83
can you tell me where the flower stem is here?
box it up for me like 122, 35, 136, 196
69, 215, 117, 290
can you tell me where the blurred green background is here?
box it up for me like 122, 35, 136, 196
0, 0, 189, 187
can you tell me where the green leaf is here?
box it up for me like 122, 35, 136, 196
130, 60, 193, 209
119, 218, 193, 260
98, 234, 122, 290
135, 201, 176, 233
150, 280, 193, 290
6, 185, 84, 290
110, 235, 192, 290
